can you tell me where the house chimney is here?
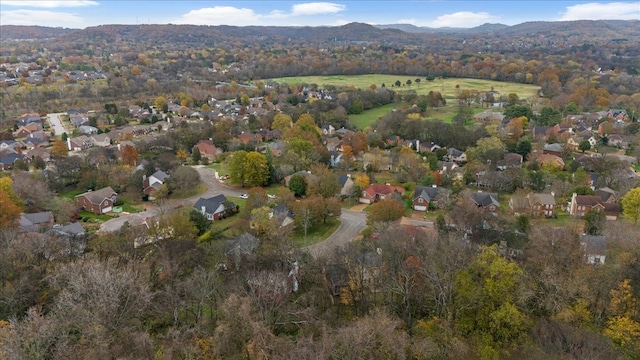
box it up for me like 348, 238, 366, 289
551, 191, 555, 197
385, 183, 391, 186
432, 184, 437, 188
66, 137, 71, 151
346, 174, 351, 178
201, 205, 206, 215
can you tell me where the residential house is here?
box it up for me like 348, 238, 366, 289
78, 125, 98, 135
19, 211, 55, 232
0, 140, 19, 151
0, 152, 27, 170
359, 183, 405, 204
225, 232, 260, 270
607, 109, 628, 121
143, 170, 170, 200
271, 203, 296, 232
536, 153, 565, 169
542, 143, 564, 157
325, 137, 342, 152
321, 124, 335, 136
412, 185, 450, 211
27, 147, 51, 162
569, 193, 620, 220
496, 153, 523, 171
446, 148, 467, 163
419, 141, 441, 154
13, 123, 42, 138
16, 113, 41, 127
329, 151, 343, 168
470, 191, 500, 213
46, 222, 87, 256
267, 141, 286, 157
22, 137, 48, 150
67, 135, 92, 151
528, 192, 556, 218
90, 133, 111, 147
69, 114, 89, 128
237, 131, 262, 145
579, 234, 606, 264
533, 126, 551, 142
76, 187, 118, 215
508, 193, 530, 216
595, 187, 617, 204
194, 139, 222, 160
608, 134, 633, 149
193, 194, 237, 221
338, 174, 355, 197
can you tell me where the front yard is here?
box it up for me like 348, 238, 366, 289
292, 218, 341, 247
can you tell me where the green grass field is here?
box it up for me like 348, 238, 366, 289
271, 74, 540, 101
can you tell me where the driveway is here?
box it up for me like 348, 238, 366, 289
47, 113, 68, 136
304, 209, 367, 259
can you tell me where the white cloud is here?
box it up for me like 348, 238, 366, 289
291, 2, 345, 16
0, 9, 84, 26
428, 11, 498, 28
395, 18, 419, 25
0, 1, 98, 8
172, 6, 259, 25
173, 3, 346, 26
559, 2, 640, 21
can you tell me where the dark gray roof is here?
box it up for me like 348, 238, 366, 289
151, 170, 170, 182
76, 187, 117, 204
19, 211, 53, 232
470, 192, 499, 207
338, 174, 351, 188
580, 234, 606, 255
47, 222, 85, 237
0, 152, 25, 165
225, 232, 260, 256
193, 194, 230, 214
413, 186, 439, 201
447, 147, 463, 157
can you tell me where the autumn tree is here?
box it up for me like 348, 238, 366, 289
579, 140, 592, 153
250, 206, 279, 241
309, 195, 342, 225
454, 245, 530, 359
51, 140, 68, 157
288, 174, 307, 197
167, 166, 200, 195
271, 113, 292, 132
154, 95, 167, 109
306, 163, 340, 198
584, 207, 605, 235
229, 150, 270, 187
0, 188, 22, 228
367, 198, 406, 228
621, 187, 640, 224
121, 144, 139, 166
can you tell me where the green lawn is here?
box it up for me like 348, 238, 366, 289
292, 218, 341, 247
207, 162, 229, 177
348, 103, 397, 129
78, 210, 114, 222
59, 188, 85, 200
271, 74, 540, 101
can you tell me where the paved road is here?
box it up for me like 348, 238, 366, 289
304, 209, 367, 259
47, 113, 67, 136
99, 166, 244, 233
99, 166, 368, 256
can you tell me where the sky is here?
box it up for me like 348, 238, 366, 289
0, 1, 638, 29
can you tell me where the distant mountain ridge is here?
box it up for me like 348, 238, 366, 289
375, 22, 510, 34
1, 20, 638, 42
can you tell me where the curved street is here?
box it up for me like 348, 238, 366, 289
303, 209, 367, 259
98, 166, 368, 255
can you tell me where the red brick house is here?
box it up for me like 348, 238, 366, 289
359, 183, 405, 204
569, 193, 620, 220
76, 187, 118, 215
194, 139, 222, 160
